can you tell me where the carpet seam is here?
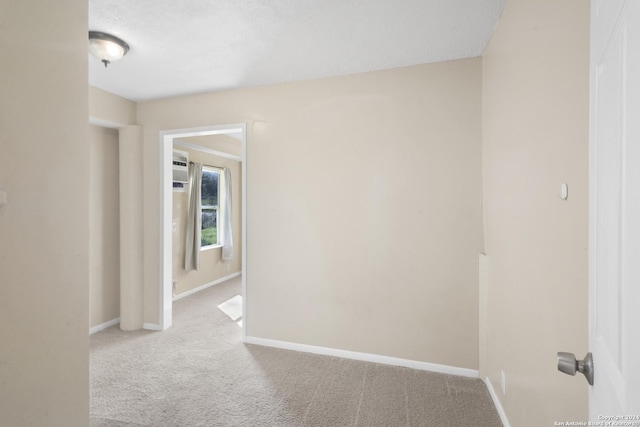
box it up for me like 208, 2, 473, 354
352, 363, 369, 427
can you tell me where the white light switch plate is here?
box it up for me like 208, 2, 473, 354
560, 183, 568, 200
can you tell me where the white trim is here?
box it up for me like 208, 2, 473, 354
159, 123, 247, 333
160, 132, 173, 330
484, 377, 510, 427
240, 126, 247, 342
89, 317, 120, 335
172, 272, 241, 302
143, 323, 163, 331
243, 336, 479, 378
200, 244, 222, 251
162, 125, 244, 140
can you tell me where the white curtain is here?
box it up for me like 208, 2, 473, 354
184, 162, 202, 271
221, 167, 234, 261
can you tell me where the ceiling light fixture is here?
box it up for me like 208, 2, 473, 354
88, 31, 129, 68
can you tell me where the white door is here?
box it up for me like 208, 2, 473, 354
589, 0, 640, 418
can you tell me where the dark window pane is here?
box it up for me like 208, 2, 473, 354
201, 209, 217, 246
201, 170, 219, 206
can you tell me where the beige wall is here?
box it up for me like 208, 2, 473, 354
0, 0, 89, 424
482, 0, 589, 425
138, 58, 484, 369
177, 134, 242, 158
90, 125, 121, 328
89, 85, 137, 127
119, 125, 145, 330
172, 146, 242, 295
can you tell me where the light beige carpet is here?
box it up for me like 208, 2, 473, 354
91, 276, 501, 426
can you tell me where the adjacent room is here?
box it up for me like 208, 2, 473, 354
171, 134, 243, 325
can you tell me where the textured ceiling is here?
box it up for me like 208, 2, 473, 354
89, 0, 504, 102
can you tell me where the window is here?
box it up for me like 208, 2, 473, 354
201, 167, 220, 248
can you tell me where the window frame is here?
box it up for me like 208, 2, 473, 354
200, 165, 222, 250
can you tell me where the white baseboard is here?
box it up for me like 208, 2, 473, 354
244, 336, 479, 378
89, 317, 120, 335
143, 323, 163, 331
484, 377, 510, 427
172, 272, 241, 302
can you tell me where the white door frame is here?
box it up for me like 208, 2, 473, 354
158, 123, 247, 340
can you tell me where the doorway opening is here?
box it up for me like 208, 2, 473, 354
159, 124, 246, 340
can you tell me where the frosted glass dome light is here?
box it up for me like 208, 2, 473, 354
89, 31, 129, 68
